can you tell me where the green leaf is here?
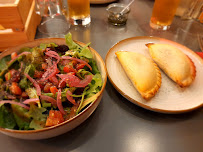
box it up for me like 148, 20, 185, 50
88, 59, 100, 74
41, 101, 52, 108
31, 47, 44, 68
0, 55, 10, 73
0, 105, 17, 129
13, 113, 30, 130
28, 104, 47, 130
86, 73, 103, 97
39, 43, 58, 50
29, 119, 44, 130
65, 33, 79, 50
28, 104, 47, 121
26, 88, 41, 108
19, 47, 32, 53
19, 64, 35, 89
78, 43, 93, 59
26, 88, 38, 99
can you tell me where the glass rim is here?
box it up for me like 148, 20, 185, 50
106, 3, 130, 14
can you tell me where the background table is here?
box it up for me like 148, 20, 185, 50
1, 0, 203, 152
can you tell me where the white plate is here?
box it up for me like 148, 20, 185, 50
90, 0, 117, 4
105, 36, 203, 114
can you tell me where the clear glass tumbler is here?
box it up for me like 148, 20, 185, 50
35, 0, 70, 36
67, 0, 91, 26
150, 0, 181, 30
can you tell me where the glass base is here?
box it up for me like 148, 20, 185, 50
150, 21, 170, 30
38, 17, 70, 36
69, 16, 91, 26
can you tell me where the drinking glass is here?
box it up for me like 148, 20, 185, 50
150, 0, 181, 30
67, 0, 91, 26
35, 0, 70, 36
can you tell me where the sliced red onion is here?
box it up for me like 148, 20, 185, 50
57, 88, 66, 115
24, 73, 41, 96
74, 75, 93, 87
49, 75, 59, 86
40, 62, 58, 81
8, 52, 31, 65
57, 73, 92, 88
66, 90, 77, 105
56, 72, 75, 79
0, 100, 30, 110
19, 62, 24, 72
23, 98, 39, 104
45, 51, 61, 64
58, 77, 67, 88
40, 95, 57, 106
61, 56, 92, 71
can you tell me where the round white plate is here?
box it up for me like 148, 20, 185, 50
105, 36, 203, 114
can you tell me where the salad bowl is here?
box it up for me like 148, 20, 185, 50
0, 36, 107, 140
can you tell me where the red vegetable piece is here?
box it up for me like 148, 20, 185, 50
21, 92, 29, 98
43, 82, 53, 93
76, 63, 86, 71
11, 52, 18, 60
9, 82, 22, 95
45, 110, 64, 127
42, 63, 48, 70
50, 86, 58, 95
49, 76, 59, 86
34, 70, 44, 78
61, 56, 92, 71
63, 65, 77, 73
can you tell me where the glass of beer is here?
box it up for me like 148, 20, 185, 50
67, 0, 91, 26
150, 0, 181, 30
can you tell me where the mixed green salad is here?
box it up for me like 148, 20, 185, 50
0, 33, 103, 130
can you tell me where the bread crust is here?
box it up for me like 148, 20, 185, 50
146, 43, 196, 87
115, 51, 162, 100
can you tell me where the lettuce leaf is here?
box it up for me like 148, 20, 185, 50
65, 33, 93, 58
88, 59, 100, 74
86, 73, 103, 97
0, 105, 16, 129
39, 43, 58, 50
19, 64, 35, 89
28, 104, 47, 130
13, 113, 30, 130
11, 104, 31, 130
79, 43, 93, 59
0, 55, 10, 73
65, 33, 79, 50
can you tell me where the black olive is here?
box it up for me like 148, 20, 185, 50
55, 45, 69, 55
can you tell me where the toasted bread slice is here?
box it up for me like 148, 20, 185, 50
115, 51, 162, 100
146, 43, 196, 87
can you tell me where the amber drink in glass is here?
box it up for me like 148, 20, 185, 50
67, 0, 91, 25
150, 0, 181, 30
